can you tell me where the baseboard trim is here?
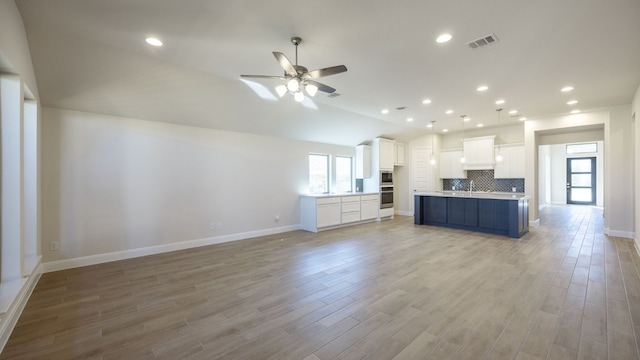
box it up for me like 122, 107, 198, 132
530, 218, 540, 227
604, 228, 635, 240
0, 262, 42, 354
42, 224, 301, 273
395, 210, 413, 216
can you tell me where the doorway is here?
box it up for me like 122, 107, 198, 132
566, 157, 596, 205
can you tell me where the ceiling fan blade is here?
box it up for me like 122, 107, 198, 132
306, 80, 336, 94
306, 65, 347, 79
273, 52, 298, 76
240, 75, 287, 80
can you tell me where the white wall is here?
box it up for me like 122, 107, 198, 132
631, 86, 640, 250
41, 108, 354, 264
0, 1, 38, 98
538, 145, 550, 207
441, 123, 524, 150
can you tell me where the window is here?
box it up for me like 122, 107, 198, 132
335, 156, 353, 193
308, 154, 329, 194
566, 142, 597, 154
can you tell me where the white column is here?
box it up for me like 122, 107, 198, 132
1, 75, 23, 283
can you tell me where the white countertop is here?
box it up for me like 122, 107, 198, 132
414, 191, 530, 200
300, 192, 379, 198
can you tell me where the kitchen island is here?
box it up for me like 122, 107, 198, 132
414, 192, 529, 238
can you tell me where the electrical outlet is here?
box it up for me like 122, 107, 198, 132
49, 241, 59, 251
274, 215, 280, 222
216, 222, 223, 230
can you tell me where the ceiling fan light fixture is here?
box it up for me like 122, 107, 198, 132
305, 83, 318, 97
287, 78, 299, 92
275, 85, 288, 97
294, 91, 304, 102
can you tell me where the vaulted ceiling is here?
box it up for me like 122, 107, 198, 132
15, 0, 640, 146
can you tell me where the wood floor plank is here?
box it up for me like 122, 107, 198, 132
2, 205, 639, 360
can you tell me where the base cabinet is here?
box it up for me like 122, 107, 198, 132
301, 194, 379, 232
361, 194, 379, 220
423, 196, 447, 224
341, 196, 361, 224
447, 198, 478, 227
414, 194, 529, 238
478, 199, 509, 231
317, 198, 341, 228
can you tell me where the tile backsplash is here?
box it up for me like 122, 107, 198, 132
442, 170, 524, 192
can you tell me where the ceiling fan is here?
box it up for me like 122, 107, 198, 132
240, 36, 347, 102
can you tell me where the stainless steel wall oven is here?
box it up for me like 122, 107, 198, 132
380, 186, 394, 209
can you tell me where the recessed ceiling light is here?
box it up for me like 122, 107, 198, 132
445, 109, 454, 114
561, 86, 574, 92
443, 129, 449, 133
519, 117, 527, 121
567, 100, 578, 105
571, 109, 581, 114
495, 99, 505, 105
381, 109, 389, 114
407, 117, 414, 122
477, 124, 484, 128
422, 98, 432, 105
508, 110, 518, 115
477, 85, 489, 92
436, 34, 452, 43
426, 123, 433, 128
464, 117, 471, 122
145, 37, 163, 47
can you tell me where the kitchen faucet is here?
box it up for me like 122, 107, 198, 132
469, 180, 474, 195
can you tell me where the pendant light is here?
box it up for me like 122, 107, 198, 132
459, 115, 466, 164
495, 108, 503, 163
430, 121, 437, 166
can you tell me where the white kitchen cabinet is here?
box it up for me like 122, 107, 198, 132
316, 197, 341, 229
374, 137, 395, 171
300, 194, 378, 232
355, 145, 371, 179
463, 136, 495, 170
360, 194, 379, 220
341, 196, 361, 223
394, 142, 405, 166
494, 144, 525, 179
439, 149, 467, 179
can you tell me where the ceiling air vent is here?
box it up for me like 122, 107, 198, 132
467, 33, 499, 49
327, 93, 341, 98
395, 106, 408, 111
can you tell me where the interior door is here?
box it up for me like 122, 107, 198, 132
566, 157, 596, 205
413, 147, 432, 193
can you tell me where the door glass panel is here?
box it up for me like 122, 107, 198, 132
571, 174, 592, 187
570, 159, 592, 172
570, 188, 592, 202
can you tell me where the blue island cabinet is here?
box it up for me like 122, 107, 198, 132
414, 194, 529, 238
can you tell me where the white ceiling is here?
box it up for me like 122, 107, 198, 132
15, 0, 640, 146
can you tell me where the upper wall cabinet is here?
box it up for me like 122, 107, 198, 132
463, 136, 495, 170
394, 142, 405, 166
494, 144, 525, 179
374, 138, 395, 171
439, 149, 467, 179
355, 144, 371, 179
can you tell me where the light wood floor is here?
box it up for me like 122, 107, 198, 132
2, 205, 639, 359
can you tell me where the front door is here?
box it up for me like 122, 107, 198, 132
566, 157, 596, 205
